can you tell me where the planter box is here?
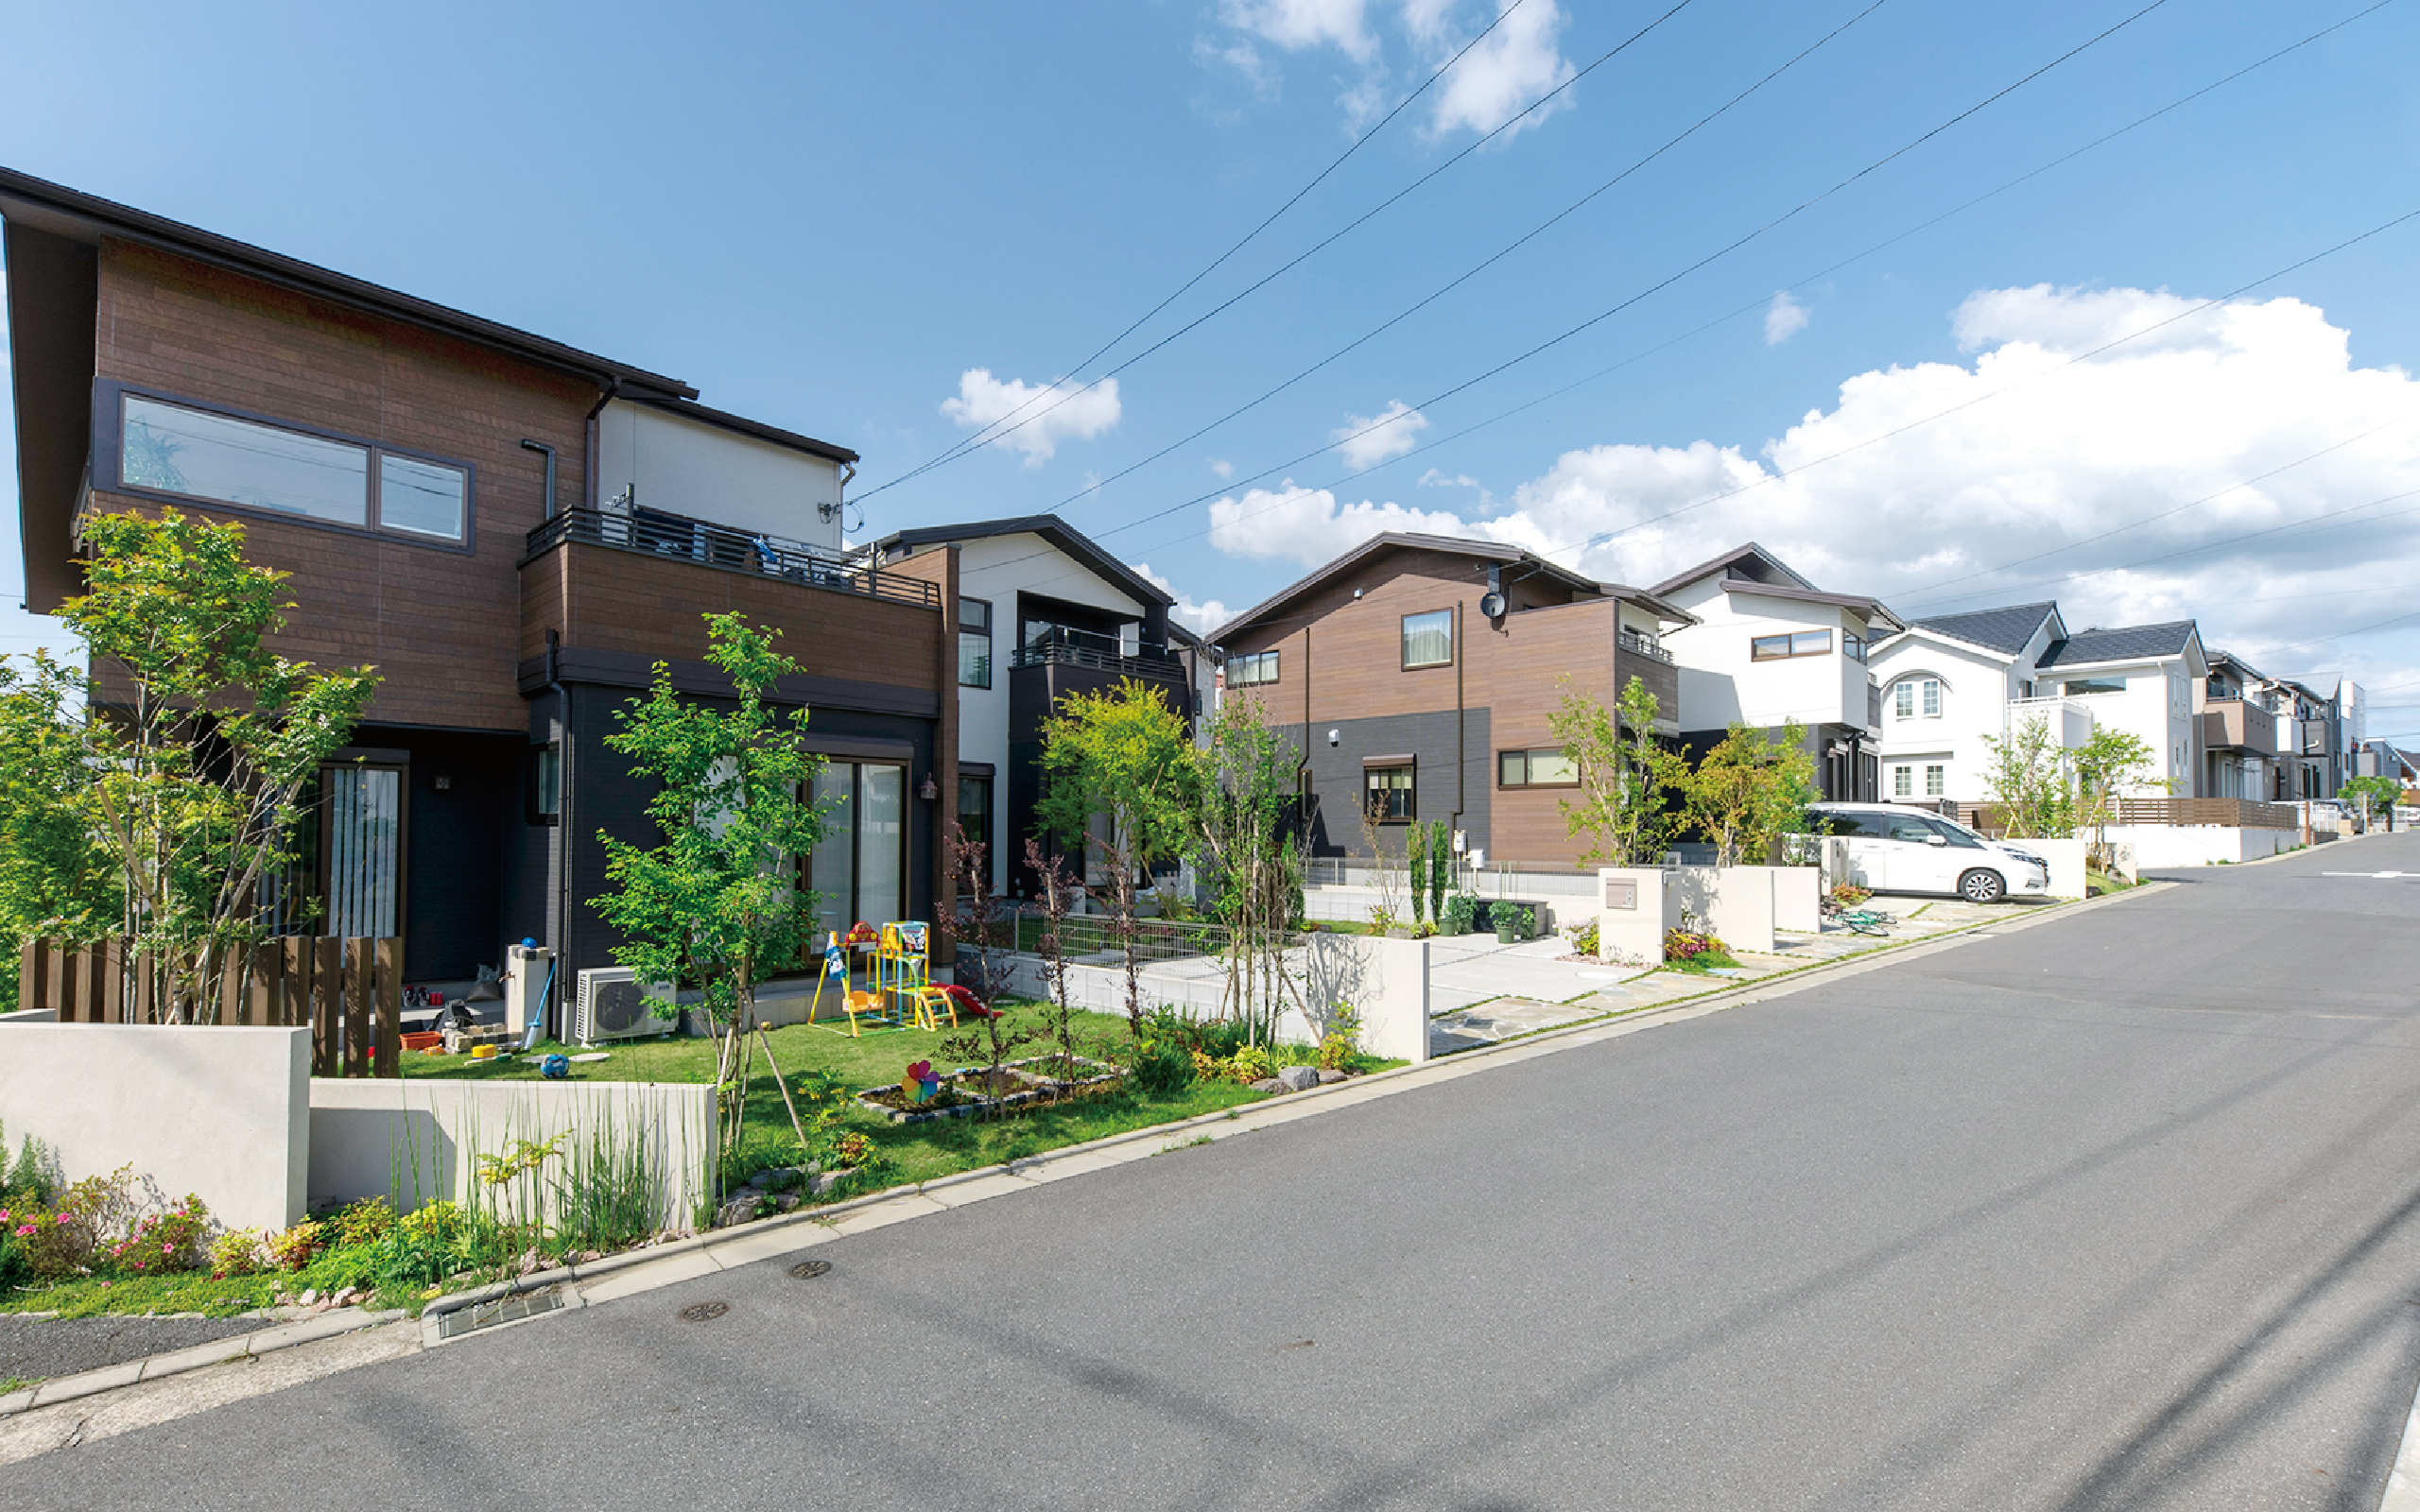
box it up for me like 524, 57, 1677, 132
853, 1056, 1121, 1124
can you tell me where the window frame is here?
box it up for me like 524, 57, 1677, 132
1925, 764, 1945, 798
1365, 764, 1416, 823
1750, 628, 1834, 662
1227, 650, 1280, 688
1893, 765, 1912, 798
95, 379, 478, 555
1497, 747, 1581, 789
1844, 633, 1866, 663
1921, 678, 1942, 717
2064, 676, 2127, 696
958, 596, 993, 689
956, 773, 992, 855
1400, 609, 1455, 670
526, 743, 562, 826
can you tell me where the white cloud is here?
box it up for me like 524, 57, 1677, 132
939, 369, 1121, 467
1764, 290, 1808, 346
1219, 0, 1374, 60
1208, 480, 1474, 566
1332, 399, 1430, 469
1132, 560, 1236, 635
1210, 458, 1236, 479
1410, 0, 1576, 140
1471, 285, 2420, 684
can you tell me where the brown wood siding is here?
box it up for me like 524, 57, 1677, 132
88, 240, 596, 732
1223, 543, 1673, 869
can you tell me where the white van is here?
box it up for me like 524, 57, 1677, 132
1807, 802, 2050, 904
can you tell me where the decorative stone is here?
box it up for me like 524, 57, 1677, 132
1249, 1077, 1286, 1093
1317, 1068, 1348, 1084
1277, 1065, 1321, 1092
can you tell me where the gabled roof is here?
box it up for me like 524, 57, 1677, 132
871, 514, 1173, 610
1648, 541, 1816, 597
2035, 621, 2200, 668
1717, 579, 1906, 630
1212, 532, 1691, 643
2205, 647, 2268, 682
1882, 602, 2061, 657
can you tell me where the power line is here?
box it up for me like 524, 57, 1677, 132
852, 0, 1539, 503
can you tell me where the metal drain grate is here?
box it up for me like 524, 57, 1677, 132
788, 1261, 832, 1280
678, 1300, 730, 1323
438, 1284, 563, 1340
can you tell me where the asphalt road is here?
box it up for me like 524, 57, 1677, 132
11, 837, 2420, 1511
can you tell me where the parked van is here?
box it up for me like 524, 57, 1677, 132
1807, 802, 2051, 904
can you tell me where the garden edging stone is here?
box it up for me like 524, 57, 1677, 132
0, 1305, 405, 1419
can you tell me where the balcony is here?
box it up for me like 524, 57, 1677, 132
1618, 628, 1673, 663
2201, 698, 2278, 756
522, 506, 939, 610
2005, 696, 2095, 749
1009, 625, 1184, 681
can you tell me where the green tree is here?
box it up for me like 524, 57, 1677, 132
56, 508, 378, 1022
1681, 720, 1817, 868
591, 613, 833, 1157
1548, 675, 1686, 868
2342, 774, 2402, 832
1980, 714, 2073, 839
2070, 725, 2157, 866
1035, 678, 1201, 1039
0, 657, 118, 1006
1426, 818, 1450, 923
1193, 695, 1304, 1047
1407, 820, 1428, 929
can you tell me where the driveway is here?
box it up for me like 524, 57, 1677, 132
9, 837, 2420, 1509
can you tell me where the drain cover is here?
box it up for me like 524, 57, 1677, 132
678, 1300, 730, 1323
437, 1285, 563, 1340
788, 1261, 832, 1280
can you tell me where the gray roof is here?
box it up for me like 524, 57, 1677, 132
1883, 602, 2060, 656
2036, 621, 2199, 668
870, 513, 1174, 610
1212, 532, 1694, 643
1648, 541, 1816, 597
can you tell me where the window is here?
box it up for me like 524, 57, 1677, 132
1925, 765, 1945, 798
2065, 677, 2127, 696
1885, 816, 1938, 844
116, 390, 469, 543
1844, 634, 1866, 663
323, 765, 404, 938
957, 775, 991, 855
1893, 765, 1912, 798
1750, 629, 1833, 661
805, 762, 907, 937
1228, 650, 1280, 687
1498, 748, 1579, 787
958, 598, 993, 689
1366, 765, 1415, 821
527, 744, 561, 825
1893, 679, 1942, 718
1401, 610, 1454, 669
1894, 682, 1914, 719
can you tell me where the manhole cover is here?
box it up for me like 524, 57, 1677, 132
678, 1301, 730, 1323
788, 1260, 832, 1280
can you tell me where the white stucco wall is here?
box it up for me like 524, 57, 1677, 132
0, 1025, 310, 1231
1869, 634, 2010, 803
1660, 579, 1875, 732
596, 401, 845, 548
950, 533, 1163, 894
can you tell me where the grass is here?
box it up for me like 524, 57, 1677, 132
403, 1000, 1299, 1191
1, 1270, 283, 1319
1660, 948, 1745, 975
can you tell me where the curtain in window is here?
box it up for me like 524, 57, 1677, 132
324, 766, 400, 938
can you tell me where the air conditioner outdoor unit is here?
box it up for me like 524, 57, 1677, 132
574, 968, 672, 1046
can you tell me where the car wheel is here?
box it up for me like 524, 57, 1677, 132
1960, 868, 2005, 904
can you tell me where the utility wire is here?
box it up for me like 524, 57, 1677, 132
851, 0, 1537, 502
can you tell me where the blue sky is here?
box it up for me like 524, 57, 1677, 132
6, 0, 2420, 734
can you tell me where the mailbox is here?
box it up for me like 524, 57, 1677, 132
1603, 877, 1637, 911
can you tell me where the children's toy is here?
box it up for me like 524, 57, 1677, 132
902, 1059, 942, 1104
877, 921, 959, 1032
940, 982, 992, 1021
540, 1053, 571, 1079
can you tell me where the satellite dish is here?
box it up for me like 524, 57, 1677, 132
1478, 590, 1507, 620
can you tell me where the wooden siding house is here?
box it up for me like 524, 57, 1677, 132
1, 167, 955, 1024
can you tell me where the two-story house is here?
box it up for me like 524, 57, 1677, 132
1867, 600, 2207, 806
1646, 543, 1898, 801
2201, 650, 2280, 799
869, 514, 1192, 899
1209, 533, 1694, 869
2, 166, 958, 1023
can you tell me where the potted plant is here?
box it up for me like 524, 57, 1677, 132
1494, 903, 1532, 944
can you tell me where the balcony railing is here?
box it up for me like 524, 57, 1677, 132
1618, 629, 1673, 663
1009, 626, 1184, 680
2199, 700, 2277, 756
522, 506, 939, 610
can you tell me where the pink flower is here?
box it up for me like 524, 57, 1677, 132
12, 1225, 31, 1239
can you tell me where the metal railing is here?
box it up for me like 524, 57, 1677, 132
1009, 625, 1184, 679
522, 506, 940, 610
1619, 629, 1673, 663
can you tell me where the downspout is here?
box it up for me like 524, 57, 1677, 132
519, 439, 558, 519
545, 627, 572, 1040
1454, 600, 1465, 845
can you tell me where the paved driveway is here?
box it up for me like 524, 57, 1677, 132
9, 838, 2420, 1510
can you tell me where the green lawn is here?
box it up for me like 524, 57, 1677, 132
402, 1001, 1282, 1188
0, 1270, 284, 1319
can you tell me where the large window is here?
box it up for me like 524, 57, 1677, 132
1893, 765, 1912, 798
806, 762, 907, 937
116, 390, 469, 543
526, 744, 561, 825
1926, 765, 1945, 798
1751, 629, 1833, 662
1893, 678, 1942, 718
2065, 676, 2127, 696
1844, 634, 1866, 663
958, 598, 993, 689
1498, 748, 1578, 787
1401, 610, 1454, 669
957, 774, 991, 855
1228, 650, 1279, 687
1365, 765, 1415, 822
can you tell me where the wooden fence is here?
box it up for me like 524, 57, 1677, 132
16, 936, 402, 1079
2113, 798, 2299, 831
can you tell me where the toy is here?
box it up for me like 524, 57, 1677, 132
876, 921, 958, 1032
901, 1059, 942, 1104
540, 1053, 571, 1079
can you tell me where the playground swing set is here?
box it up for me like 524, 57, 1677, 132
808, 920, 983, 1036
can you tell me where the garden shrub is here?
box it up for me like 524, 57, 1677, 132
1441, 889, 1479, 936
210, 1228, 266, 1279
1663, 927, 1729, 963
266, 1219, 324, 1272
105, 1194, 209, 1277
1224, 1045, 1273, 1084
324, 1196, 395, 1248
1128, 1039, 1194, 1097
1567, 918, 1600, 957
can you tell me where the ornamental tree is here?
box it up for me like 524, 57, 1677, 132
1548, 674, 1687, 868
1681, 720, 1817, 868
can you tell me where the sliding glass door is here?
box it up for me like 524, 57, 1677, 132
805, 761, 908, 938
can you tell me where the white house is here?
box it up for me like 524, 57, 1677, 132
869, 514, 1192, 899
1868, 602, 2208, 805
1649, 543, 1899, 801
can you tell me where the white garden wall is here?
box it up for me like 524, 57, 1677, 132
0, 1024, 310, 1230
2100, 824, 2291, 868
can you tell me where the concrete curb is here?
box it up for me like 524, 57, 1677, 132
412, 883, 2175, 1333
0, 1304, 406, 1418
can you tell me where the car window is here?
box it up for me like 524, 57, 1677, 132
1885, 817, 1937, 843
1926, 818, 1984, 849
